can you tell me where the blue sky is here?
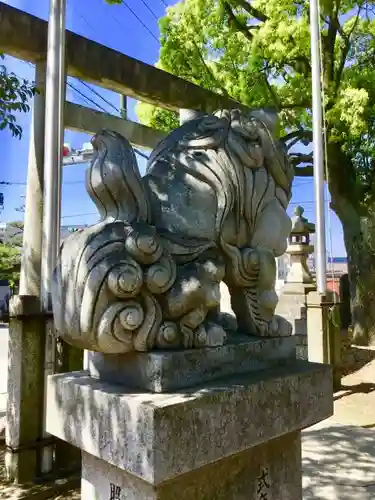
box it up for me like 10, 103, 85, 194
0, 0, 346, 257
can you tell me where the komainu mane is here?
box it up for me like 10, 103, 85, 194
52, 108, 294, 354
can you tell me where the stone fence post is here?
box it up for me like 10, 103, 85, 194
307, 291, 342, 390
5, 296, 50, 482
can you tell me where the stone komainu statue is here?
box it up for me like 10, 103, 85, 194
52, 108, 294, 354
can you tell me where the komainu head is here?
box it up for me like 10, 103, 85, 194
144, 108, 293, 259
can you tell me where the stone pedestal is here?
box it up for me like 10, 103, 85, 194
46, 337, 332, 499
276, 283, 316, 359
81, 432, 302, 499
54, 334, 83, 472
275, 206, 316, 360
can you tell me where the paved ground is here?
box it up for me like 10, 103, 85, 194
302, 345, 375, 499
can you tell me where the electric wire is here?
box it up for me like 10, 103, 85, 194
5, 11, 319, 226
139, 0, 159, 21
66, 81, 107, 113
120, 0, 159, 42
77, 79, 119, 113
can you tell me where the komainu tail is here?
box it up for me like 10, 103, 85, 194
87, 129, 151, 223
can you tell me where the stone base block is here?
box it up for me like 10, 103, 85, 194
82, 431, 302, 500
88, 334, 296, 392
47, 360, 332, 499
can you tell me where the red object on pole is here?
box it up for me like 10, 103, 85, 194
62, 144, 70, 157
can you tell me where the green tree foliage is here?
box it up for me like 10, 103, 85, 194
0, 245, 20, 285
0, 221, 23, 286
137, 0, 374, 169
136, 0, 375, 345
0, 54, 36, 138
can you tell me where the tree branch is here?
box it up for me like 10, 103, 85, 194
225, 2, 311, 76
294, 165, 314, 177
231, 0, 268, 22
335, 5, 363, 92
263, 74, 281, 110
320, 12, 348, 43
281, 129, 313, 144
280, 101, 310, 110
290, 152, 313, 166
191, 40, 230, 97
289, 56, 311, 76
223, 2, 255, 41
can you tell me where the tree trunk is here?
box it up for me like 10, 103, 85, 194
327, 143, 375, 346
342, 212, 375, 345
331, 186, 375, 345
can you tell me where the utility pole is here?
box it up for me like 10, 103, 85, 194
120, 94, 127, 119
41, 0, 66, 310
310, 0, 327, 294
40, 0, 67, 474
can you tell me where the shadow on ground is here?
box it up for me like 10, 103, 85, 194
334, 382, 375, 402
302, 422, 375, 500
341, 346, 375, 377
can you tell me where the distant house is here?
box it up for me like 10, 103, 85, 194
60, 225, 89, 240
326, 257, 348, 294
276, 254, 348, 295
0, 279, 10, 319
1, 223, 90, 245
0, 223, 23, 245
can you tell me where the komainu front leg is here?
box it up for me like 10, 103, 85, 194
224, 246, 292, 337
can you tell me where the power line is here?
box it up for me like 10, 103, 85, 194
9, 61, 100, 120
19, 22, 314, 208
0, 180, 85, 186
60, 207, 318, 224
139, 0, 159, 21
22, 64, 150, 161
61, 212, 96, 219
73, 6, 106, 44
67, 82, 107, 113
78, 79, 120, 114
121, 1, 159, 42
0, 179, 318, 206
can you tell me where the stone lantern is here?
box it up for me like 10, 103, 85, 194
275, 206, 316, 359
285, 206, 315, 288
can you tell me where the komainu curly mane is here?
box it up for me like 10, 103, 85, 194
52, 108, 294, 354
